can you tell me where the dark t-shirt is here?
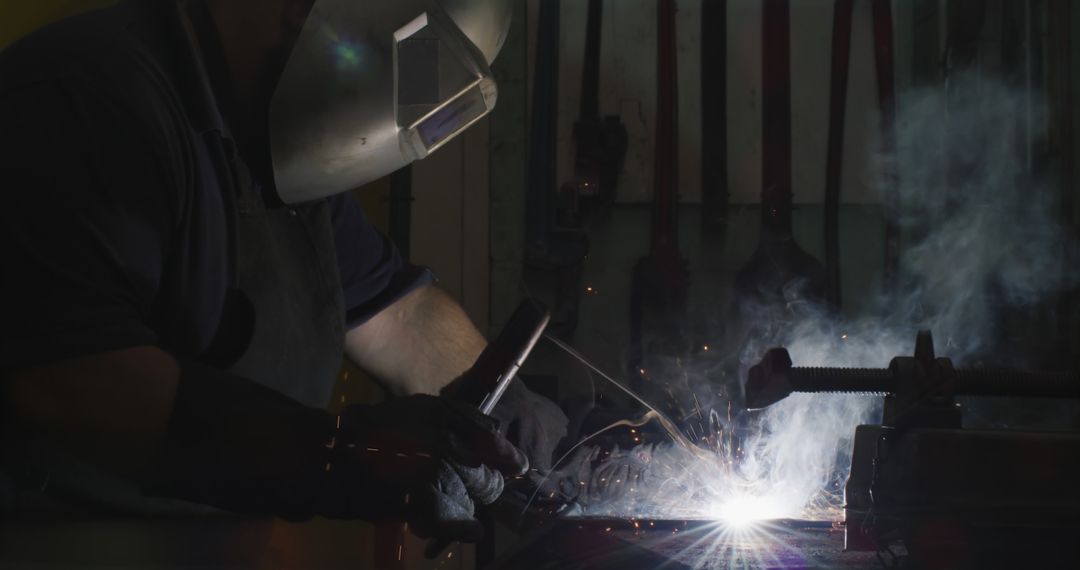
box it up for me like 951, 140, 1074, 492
0, 1, 430, 374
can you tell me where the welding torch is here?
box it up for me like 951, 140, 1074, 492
425, 300, 551, 559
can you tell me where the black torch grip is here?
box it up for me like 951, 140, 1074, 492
427, 300, 550, 559
453, 300, 550, 413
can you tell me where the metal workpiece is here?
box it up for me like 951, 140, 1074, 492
745, 331, 1080, 416
744, 332, 1080, 564
844, 423, 1080, 564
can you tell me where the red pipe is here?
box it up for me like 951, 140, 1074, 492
761, 0, 793, 236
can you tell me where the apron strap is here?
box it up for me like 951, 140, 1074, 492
201, 133, 255, 369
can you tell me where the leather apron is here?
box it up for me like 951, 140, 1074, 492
221, 139, 345, 409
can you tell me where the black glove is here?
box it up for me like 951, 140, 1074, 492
490, 380, 569, 474
529, 444, 654, 508
409, 461, 501, 541
324, 394, 529, 541
150, 361, 527, 543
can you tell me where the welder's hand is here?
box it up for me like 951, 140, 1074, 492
526, 444, 601, 504
527, 444, 655, 508
409, 461, 505, 541
490, 380, 569, 474
319, 394, 528, 541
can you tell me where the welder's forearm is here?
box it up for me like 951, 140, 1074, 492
344, 284, 487, 397
2, 347, 179, 479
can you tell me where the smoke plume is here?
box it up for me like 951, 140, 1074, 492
567, 75, 1077, 522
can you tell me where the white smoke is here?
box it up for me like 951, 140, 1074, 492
568, 75, 1077, 522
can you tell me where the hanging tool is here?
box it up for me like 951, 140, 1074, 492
943, 0, 988, 217
873, 0, 900, 301
733, 0, 825, 312
1046, 0, 1077, 368
524, 0, 588, 337
571, 0, 628, 222
628, 0, 690, 400
825, 0, 900, 311
823, 0, 853, 311
524, 0, 560, 261
700, 0, 729, 237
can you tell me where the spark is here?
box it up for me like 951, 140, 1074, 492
543, 333, 870, 542
708, 495, 787, 527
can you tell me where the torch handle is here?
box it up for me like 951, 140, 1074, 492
426, 300, 550, 560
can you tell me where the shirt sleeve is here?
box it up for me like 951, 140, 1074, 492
328, 192, 435, 329
0, 79, 179, 370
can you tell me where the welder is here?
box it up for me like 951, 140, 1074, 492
0, 0, 567, 543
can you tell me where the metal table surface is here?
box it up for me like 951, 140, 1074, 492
0, 516, 478, 570
491, 518, 882, 570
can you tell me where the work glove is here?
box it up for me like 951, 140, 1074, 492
152, 363, 527, 543
490, 380, 569, 475
529, 444, 654, 509
321, 394, 528, 542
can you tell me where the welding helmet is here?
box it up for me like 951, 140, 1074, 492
269, 0, 512, 204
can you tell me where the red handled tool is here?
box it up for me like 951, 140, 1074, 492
734, 0, 825, 313
628, 0, 690, 398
